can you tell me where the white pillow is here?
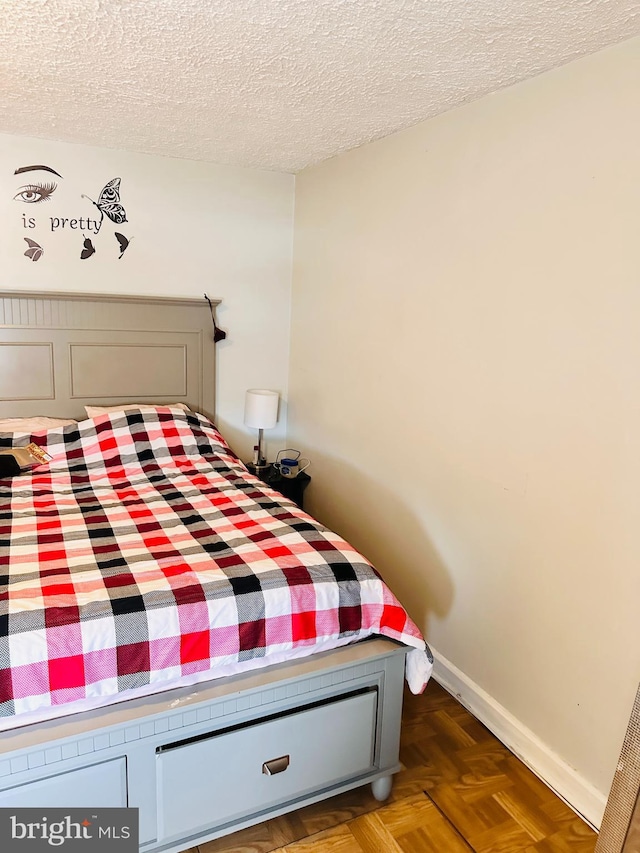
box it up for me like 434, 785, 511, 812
84, 403, 190, 418
0, 417, 77, 433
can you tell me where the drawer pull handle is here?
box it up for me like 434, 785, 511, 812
262, 755, 290, 776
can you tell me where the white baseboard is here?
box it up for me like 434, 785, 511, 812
430, 647, 606, 830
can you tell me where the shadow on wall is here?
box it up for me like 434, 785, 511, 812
301, 450, 455, 638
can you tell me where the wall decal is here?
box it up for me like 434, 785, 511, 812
81, 178, 127, 234
14, 165, 63, 178
23, 237, 43, 262
80, 237, 96, 259
14, 181, 57, 204
115, 232, 130, 259
12, 167, 132, 261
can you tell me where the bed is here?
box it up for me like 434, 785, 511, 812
0, 291, 432, 852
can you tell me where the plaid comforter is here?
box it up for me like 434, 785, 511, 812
0, 410, 431, 720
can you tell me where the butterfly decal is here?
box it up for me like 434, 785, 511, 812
114, 232, 130, 259
80, 237, 96, 259
23, 237, 43, 261
81, 178, 127, 233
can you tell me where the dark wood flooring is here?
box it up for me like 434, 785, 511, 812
186, 680, 597, 853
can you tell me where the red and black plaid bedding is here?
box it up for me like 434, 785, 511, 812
0, 409, 431, 720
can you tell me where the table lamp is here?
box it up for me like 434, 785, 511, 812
244, 389, 279, 475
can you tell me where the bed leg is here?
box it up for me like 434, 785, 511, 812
371, 774, 393, 801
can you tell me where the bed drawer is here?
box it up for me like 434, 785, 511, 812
0, 758, 127, 808
156, 688, 377, 841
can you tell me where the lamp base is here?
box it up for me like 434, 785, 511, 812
247, 462, 271, 480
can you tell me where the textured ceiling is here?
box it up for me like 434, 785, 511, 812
1, 1, 639, 173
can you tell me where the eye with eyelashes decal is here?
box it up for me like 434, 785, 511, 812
13, 181, 57, 204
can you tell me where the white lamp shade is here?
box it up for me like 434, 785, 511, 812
244, 389, 279, 429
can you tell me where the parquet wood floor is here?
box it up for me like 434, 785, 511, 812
188, 681, 597, 853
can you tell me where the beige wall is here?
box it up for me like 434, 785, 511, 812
290, 37, 640, 822
0, 133, 294, 460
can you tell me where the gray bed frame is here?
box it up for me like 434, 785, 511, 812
0, 290, 216, 420
0, 290, 407, 852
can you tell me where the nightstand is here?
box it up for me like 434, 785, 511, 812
250, 465, 310, 510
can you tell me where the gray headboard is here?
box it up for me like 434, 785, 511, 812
0, 291, 219, 420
